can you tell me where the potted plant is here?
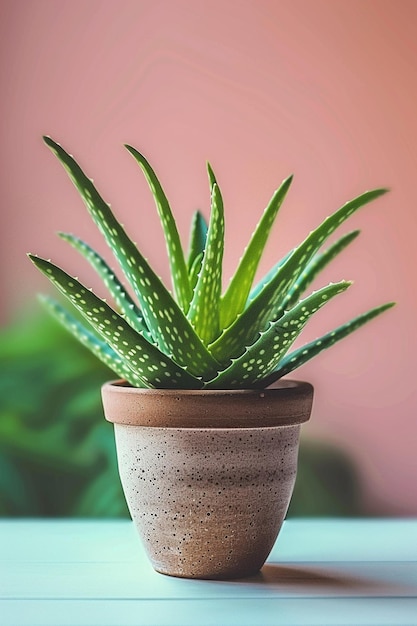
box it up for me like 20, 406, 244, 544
29, 136, 394, 579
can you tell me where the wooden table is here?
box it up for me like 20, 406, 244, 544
1, 519, 416, 625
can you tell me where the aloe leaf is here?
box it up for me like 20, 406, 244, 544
206, 161, 221, 198
220, 175, 293, 329
256, 302, 396, 387
204, 281, 351, 389
248, 249, 294, 302
187, 210, 208, 272
283, 230, 360, 310
188, 252, 204, 293
39, 294, 146, 387
210, 188, 388, 362
251, 232, 358, 309
59, 233, 150, 339
43, 136, 220, 379
187, 211, 208, 294
29, 254, 203, 389
187, 180, 224, 345
124, 145, 192, 311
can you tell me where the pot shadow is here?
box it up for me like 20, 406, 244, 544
232, 563, 412, 597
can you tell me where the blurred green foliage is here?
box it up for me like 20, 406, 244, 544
0, 309, 361, 517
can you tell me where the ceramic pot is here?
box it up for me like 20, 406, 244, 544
102, 379, 313, 579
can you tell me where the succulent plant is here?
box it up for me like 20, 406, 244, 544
29, 137, 394, 389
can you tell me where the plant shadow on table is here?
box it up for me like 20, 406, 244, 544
242, 564, 408, 597
1, 310, 360, 518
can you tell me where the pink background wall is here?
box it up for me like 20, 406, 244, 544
1, 0, 416, 514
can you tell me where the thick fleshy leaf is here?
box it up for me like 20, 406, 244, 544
256, 302, 396, 387
210, 188, 388, 363
220, 175, 293, 328
248, 250, 294, 302
187, 211, 208, 270
39, 294, 146, 387
29, 255, 203, 389
188, 252, 204, 294
124, 145, 192, 311
204, 281, 351, 389
43, 136, 220, 379
282, 230, 360, 310
187, 211, 208, 290
187, 181, 224, 345
59, 233, 150, 339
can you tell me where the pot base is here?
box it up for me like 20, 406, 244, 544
153, 562, 263, 580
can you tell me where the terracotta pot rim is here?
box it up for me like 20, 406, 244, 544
104, 378, 309, 394
102, 379, 314, 429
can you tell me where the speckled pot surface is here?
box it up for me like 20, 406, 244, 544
102, 380, 313, 579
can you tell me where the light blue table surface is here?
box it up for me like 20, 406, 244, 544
0, 518, 416, 626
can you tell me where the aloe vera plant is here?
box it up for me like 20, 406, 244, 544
29, 137, 394, 390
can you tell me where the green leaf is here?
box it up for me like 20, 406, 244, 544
59, 233, 150, 339
220, 175, 293, 328
188, 252, 204, 294
29, 254, 203, 389
248, 250, 294, 302
187, 211, 208, 294
39, 294, 146, 387
124, 145, 192, 311
205, 281, 351, 389
283, 230, 361, 310
43, 136, 220, 380
210, 188, 388, 363
257, 301, 396, 386
73, 468, 128, 517
206, 162, 217, 190
187, 180, 224, 345
187, 210, 208, 274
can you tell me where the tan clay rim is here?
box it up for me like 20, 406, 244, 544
101, 380, 313, 429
